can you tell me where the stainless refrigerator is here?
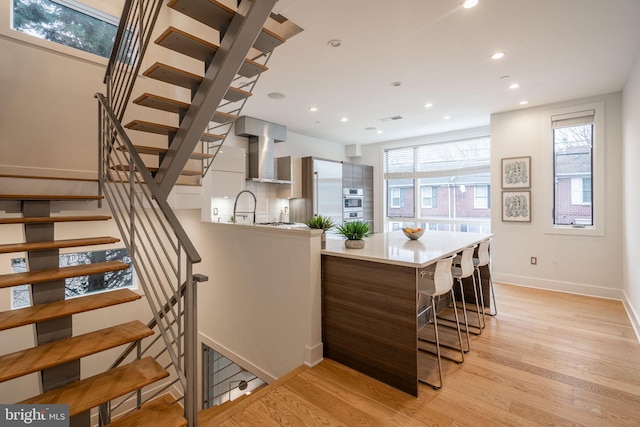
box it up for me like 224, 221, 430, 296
290, 157, 343, 226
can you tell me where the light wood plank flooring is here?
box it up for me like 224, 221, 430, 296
201, 283, 640, 426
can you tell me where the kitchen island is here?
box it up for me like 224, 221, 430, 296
321, 230, 493, 396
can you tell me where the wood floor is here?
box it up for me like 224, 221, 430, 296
200, 283, 640, 426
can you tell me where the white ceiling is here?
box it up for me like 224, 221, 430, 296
239, 0, 640, 145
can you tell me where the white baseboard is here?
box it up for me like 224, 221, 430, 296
623, 290, 640, 343
492, 273, 624, 300
304, 342, 324, 368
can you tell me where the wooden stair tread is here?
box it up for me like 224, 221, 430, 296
20, 357, 168, 417
167, 0, 285, 53
0, 260, 129, 289
0, 289, 141, 332
0, 215, 111, 225
133, 93, 237, 124
126, 144, 214, 160
155, 27, 267, 78
109, 393, 186, 427
0, 236, 121, 255
143, 63, 251, 102
0, 194, 103, 201
0, 320, 153, 383
124, 119, 224, 142
111, 164, 202, 177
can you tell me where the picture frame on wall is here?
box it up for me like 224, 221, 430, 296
502, 191, 531, 222
501, 156, 531, 189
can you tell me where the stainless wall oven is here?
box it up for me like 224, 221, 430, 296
343, 188, 364, 222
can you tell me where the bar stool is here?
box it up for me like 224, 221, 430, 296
451, 245, 483, 349
417, 255, 464, 390
474, 239, 497, 317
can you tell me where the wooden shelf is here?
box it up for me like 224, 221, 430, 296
19, 357, 168, 417
0, 320, 153, 383
0, 289, 141, 332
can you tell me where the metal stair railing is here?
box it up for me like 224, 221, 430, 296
96, 93, 207, 426
202, 48, 274, 177
104, 0, 164, 121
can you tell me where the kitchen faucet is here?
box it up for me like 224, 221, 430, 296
232, 190, 257, 224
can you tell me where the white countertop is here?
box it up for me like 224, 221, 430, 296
322, 230, 493, 268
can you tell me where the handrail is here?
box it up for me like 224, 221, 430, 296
96, 92, 205, 426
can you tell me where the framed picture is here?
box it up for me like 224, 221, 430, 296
501, 156, 531, 189
502, 191, 531, 222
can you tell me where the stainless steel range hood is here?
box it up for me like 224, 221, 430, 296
235, 116, 291, 184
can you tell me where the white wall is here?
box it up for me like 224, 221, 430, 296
490, 93, 624, 299
622, 49, 640, 332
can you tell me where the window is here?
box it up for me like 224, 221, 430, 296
12, 248, 133, 308
421, 186, 437, 208
545, 101, 604, 236
390, 187, 402, 208
383, 135, 491, 232
553, 111, 594, 226
12, 0, 117, 58
474, 185, 489, 209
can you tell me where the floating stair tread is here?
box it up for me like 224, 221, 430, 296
0, 289, 141, 332
125, 120, 224, 142
143, 63, 251, 102
133, 93, 238, 124
109, 393, 187, 427
0, 260, 129, 289
0, 320, 153, 383
0, 215, 111, 225
155, 27, 268, 78
167, 0, 285, 53
0, 194, 103, 201
0, 236, 120, 255
112, 165, 202, 177
130, 145, 214, 160
19, 357, 167, 417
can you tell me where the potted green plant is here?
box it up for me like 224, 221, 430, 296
335, 220, 371, 249
304, 215, 335, 249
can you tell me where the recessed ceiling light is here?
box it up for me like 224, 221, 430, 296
267, 92, 285, 99
377, 130, 383, 134
509, 83, 520, 89
327, 39, 342, 48
340, 117, 348, 122
443, 115, 451, 120
308, 106, 318, 112
463, 0, 478, 8
491, 52, 504, 60
424, 103, 433, 108
519, 100, 529, 105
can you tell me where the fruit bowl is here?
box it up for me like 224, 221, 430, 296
402, 227, 424, 240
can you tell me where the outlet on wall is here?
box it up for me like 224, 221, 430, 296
530, 256, 537, 265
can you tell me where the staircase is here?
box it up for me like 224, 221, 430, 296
0, 194, 184, 426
